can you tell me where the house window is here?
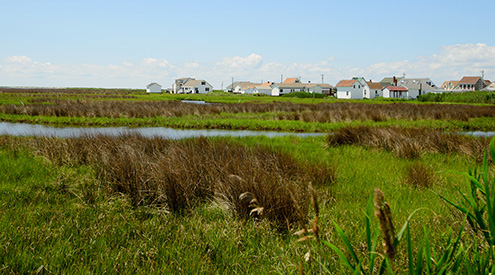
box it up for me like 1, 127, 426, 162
205, 88, 210, 92
346, 91, 349, 96
353, 85, 355, 88
201, 81, 206, 85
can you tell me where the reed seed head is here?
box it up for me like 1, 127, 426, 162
374, 188, 396, 259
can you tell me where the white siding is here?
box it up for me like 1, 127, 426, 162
336, 89, 352, 99
146, 83, 162, 93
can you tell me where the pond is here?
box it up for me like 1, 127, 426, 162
0, 122, 325, 139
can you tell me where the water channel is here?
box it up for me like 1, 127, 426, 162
0, 122, 325, 139
1, 122, 494, 139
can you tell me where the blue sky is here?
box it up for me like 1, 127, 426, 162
1, 0, 494, 88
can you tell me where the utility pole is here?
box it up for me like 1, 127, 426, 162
321, 74, 324, 84
231, 77, 234, 93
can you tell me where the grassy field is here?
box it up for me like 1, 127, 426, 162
1, 88, 495, 273
1, 133, 493, 273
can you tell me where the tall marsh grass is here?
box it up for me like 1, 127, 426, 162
1, 99, 494, 123
4, 134, 335, 227
327, 126, 492, 160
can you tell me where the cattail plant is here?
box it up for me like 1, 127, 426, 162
374, 188, 396, 259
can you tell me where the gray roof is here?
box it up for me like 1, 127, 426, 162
380, 77, 404, 86
147, 82, 161, 88
398, 78, 438, 90
183, 79, 211, 88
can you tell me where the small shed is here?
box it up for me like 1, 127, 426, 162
383, 86, 408, 99
146, 82, 162, 93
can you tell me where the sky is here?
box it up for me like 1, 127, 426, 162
1, 0, 494, 89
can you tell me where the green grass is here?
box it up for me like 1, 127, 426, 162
0, 133, 492, 273
2, 112, 495, 132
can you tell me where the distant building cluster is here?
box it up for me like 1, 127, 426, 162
145, 73, 493, 99
225, 77, 333, 96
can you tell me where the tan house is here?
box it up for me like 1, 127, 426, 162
441, 80, 460, 91
455, 76, 488, 91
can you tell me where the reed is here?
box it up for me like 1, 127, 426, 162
1, 98, 494, 123
10, 134, 333, 227
327, 126, 492, 160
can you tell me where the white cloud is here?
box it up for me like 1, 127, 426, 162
1, 44, 494, 88
217, 53, 263, 69
185, 61, 200, 69
0, 56, 177, 87
364, 43, 495, 84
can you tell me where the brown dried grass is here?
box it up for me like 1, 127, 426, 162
4, 134, 333, 227
2, 99, 494, 122
404, 162, 437, 189
327, 126, 492, 160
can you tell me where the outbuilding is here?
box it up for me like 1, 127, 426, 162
146, 82, 162, 93
382, 86, 409, 99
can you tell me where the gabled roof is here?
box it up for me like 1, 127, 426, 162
147, 82, 161, 88
227, 81, 261, 89
255, 84, 273, 90
283, 78, 299, 84
442, 81, 460, 88
459, 76, 482, 84
380, 77, 403, 84
260, 82, 273, 87
366, 82, 383, 89
317, 84, 333, 88
485, 82, 495, 91
183, 79, 211, 88
336, 79, 357, 87
398, 78, 437, 90
384, 86, 408, 91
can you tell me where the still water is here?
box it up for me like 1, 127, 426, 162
1, 122, 494, 139
0, 122, 324, 139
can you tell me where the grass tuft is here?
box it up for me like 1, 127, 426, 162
404, 162, 437, 189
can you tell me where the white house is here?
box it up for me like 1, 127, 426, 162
174, 79, 213, 94
226, 81, 262, 94
397, 78, 440, 99
172, 78, 194, 94
146, 82, 162, 93
382, 86, 409, 99
254, 82, 279, 96
365, 81, 383, 98
441, 80, 460, 91
484, 82, 495, 91
336, 77, 368, 99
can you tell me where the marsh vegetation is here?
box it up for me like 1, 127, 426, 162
1, 88, 495, 273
